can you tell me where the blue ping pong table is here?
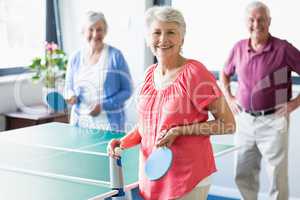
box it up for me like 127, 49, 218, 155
0, 122, 237, 200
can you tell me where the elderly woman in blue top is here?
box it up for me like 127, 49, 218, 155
64, 11, 133, 131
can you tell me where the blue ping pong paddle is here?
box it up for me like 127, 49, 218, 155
145, 147, 173, 180
46, 91, 67, 112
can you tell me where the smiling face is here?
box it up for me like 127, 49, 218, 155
83, 20, 106, 48
147, 20, 184, 61
246, 7, 271, 42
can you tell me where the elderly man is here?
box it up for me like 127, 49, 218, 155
221, 1, 300, 200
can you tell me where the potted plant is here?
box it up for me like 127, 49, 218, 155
29, 41, 68, 88
29, 42, 68, 111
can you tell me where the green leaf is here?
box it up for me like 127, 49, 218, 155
32, 75, 40, 80
29, 57, 42, 69
29, 45, 68, 86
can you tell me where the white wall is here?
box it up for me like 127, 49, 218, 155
172, 0, 300, 71
59, 0, 153, 85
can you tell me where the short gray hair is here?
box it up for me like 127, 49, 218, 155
145, 6, 186, 37
82, 11, 108, 33
246, 1, 271, 20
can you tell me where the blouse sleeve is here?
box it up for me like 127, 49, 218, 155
120, 127, 142, 149
187, 62, 222, 112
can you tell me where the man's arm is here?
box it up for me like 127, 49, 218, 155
220, 70, 241, 114
275, 41, 300, 116
220, 70, 233, 99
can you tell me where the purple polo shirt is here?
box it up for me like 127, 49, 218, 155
224, 36, 300, 111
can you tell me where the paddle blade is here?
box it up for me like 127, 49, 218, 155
46, 91, 67, 112
145, 147, 173, 181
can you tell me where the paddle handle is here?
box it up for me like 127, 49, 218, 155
109, 153, 125, 199
114, 147, 123, 156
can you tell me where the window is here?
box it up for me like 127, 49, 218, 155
0, 0, 45, 69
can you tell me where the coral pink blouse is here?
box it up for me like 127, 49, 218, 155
121, 59, 222, 200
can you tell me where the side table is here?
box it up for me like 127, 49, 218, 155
4, 104, 69, 130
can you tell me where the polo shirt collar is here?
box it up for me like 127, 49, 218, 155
247, 34, 273, 53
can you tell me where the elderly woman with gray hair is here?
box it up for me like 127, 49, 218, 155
108, 6, 235, 200
64, 11, 133, 131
